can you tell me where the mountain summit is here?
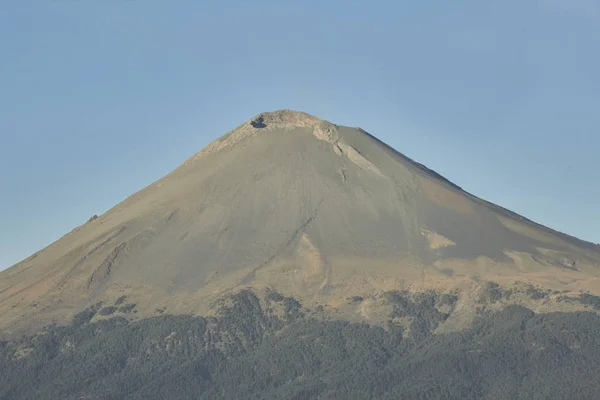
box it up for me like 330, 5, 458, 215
1, 110, 600, 336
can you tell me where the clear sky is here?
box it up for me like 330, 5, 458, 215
1, 0, 599, 270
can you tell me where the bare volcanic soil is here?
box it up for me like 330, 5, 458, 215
1, 110, 600, 338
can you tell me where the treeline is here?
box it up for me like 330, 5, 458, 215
2, 291, 600, 399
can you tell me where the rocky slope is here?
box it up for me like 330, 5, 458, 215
1, 110, 599, 337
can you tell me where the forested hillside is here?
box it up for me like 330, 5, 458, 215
2, 291, 600, 400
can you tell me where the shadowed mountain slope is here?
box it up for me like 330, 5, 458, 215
1, 110, 599, 336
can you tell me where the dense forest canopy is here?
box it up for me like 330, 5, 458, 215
2, 290, 600, 400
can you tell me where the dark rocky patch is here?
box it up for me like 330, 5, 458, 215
118, 303, 136, 314
250, 116, 266, 128
98, 306, 118, 316
114, 296, 127, 306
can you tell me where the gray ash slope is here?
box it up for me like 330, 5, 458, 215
1, 110, 599, 336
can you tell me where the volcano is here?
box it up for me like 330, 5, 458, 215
2, 110, 600, 336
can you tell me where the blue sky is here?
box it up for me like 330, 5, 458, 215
1, 0, 599, 270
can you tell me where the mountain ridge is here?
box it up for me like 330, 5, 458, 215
1, 109, 599, 338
